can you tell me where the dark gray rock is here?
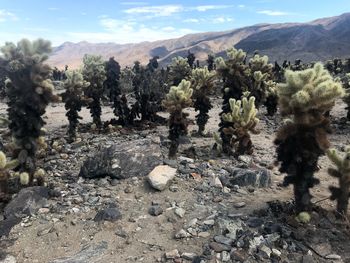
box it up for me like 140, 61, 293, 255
246, 217, 264, 228
148, 205, 163, 216
1, 186, 49, 237
94, 208, 122, 222
79, 139, 162, 179
50, 241, 108, 263
4, 186, 49, 218
220, 168, 272, 188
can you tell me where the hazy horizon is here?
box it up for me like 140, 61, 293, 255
0, 0, 349, 46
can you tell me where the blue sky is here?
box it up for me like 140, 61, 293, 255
0, 0, 349, 46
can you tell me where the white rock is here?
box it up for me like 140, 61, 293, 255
181, 252, 197, 260
165, 249, 180, 259
0, 255, 16, 263
175, 207, 186, 218
210, 175, 223, 188
147, 165, 177, 191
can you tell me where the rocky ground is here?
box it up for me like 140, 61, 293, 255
0, 99, 349, 263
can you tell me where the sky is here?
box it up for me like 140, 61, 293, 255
0, 0, 349, 46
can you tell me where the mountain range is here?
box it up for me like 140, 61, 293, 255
47, 12, 350, 69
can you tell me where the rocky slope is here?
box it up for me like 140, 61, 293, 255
47, 13, 350, 69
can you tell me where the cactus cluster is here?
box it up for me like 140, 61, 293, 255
220, 97, 259, 156
62, 70, 90, 142
82, 54, 107, 130
191, 67, 216, 135
275, 62, 344, 212
0, 39, 59, 184
327, 148, 350, 216
162, 80, 193, 158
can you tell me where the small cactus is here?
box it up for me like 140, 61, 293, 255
327, 148, 350, 217
162, 80, 193, 158
220, 97, 259, 156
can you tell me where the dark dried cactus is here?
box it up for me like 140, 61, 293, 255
275, 63, 344, 212
0, 39, 59, 185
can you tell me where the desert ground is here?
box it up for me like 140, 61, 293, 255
0, 99, 349, 263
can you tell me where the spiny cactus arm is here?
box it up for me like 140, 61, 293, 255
327, 148, 343, 168
278, 63, 344, 115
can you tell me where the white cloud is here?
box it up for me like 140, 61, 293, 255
257, 10, 290, 16
48, 7, 59, 11
0, 9, 18, 22
72, 17, 197, 44
124, 5, 183, 17
211, 17, 234, 24
184, 18, 200, 23
193, 5, 233, 12
238, 4, 245, 8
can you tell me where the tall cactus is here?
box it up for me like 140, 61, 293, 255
220, 97, 259, 156
62, 70, 90, 142
327, 148, 350, 217
216, 48, 250, 154
191, 67, 216, 135
162, 80, 193, 158
0, 39, 59, 184
82, 54, 106, 130
275, 63, 344, 212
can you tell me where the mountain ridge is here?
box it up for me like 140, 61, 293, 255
47, 12, 350, 69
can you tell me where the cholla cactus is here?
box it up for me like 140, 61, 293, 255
341, 73, 350, 120
0, 39, 59, 185
191, 67, 216, 135
327, 148, 350, 217
248, 54, 275, 110
162, 80, 193, 158
216, 48, 250, 155
82, 54, 107, 130
275, 63, 344, 212
264, 80, 279, 116
0, 151, 19, 200
168, 56, 192, 86
62, 70, 90, 142
220, 97, 259, 156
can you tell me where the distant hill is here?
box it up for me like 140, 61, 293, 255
47, 12, 350, 69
